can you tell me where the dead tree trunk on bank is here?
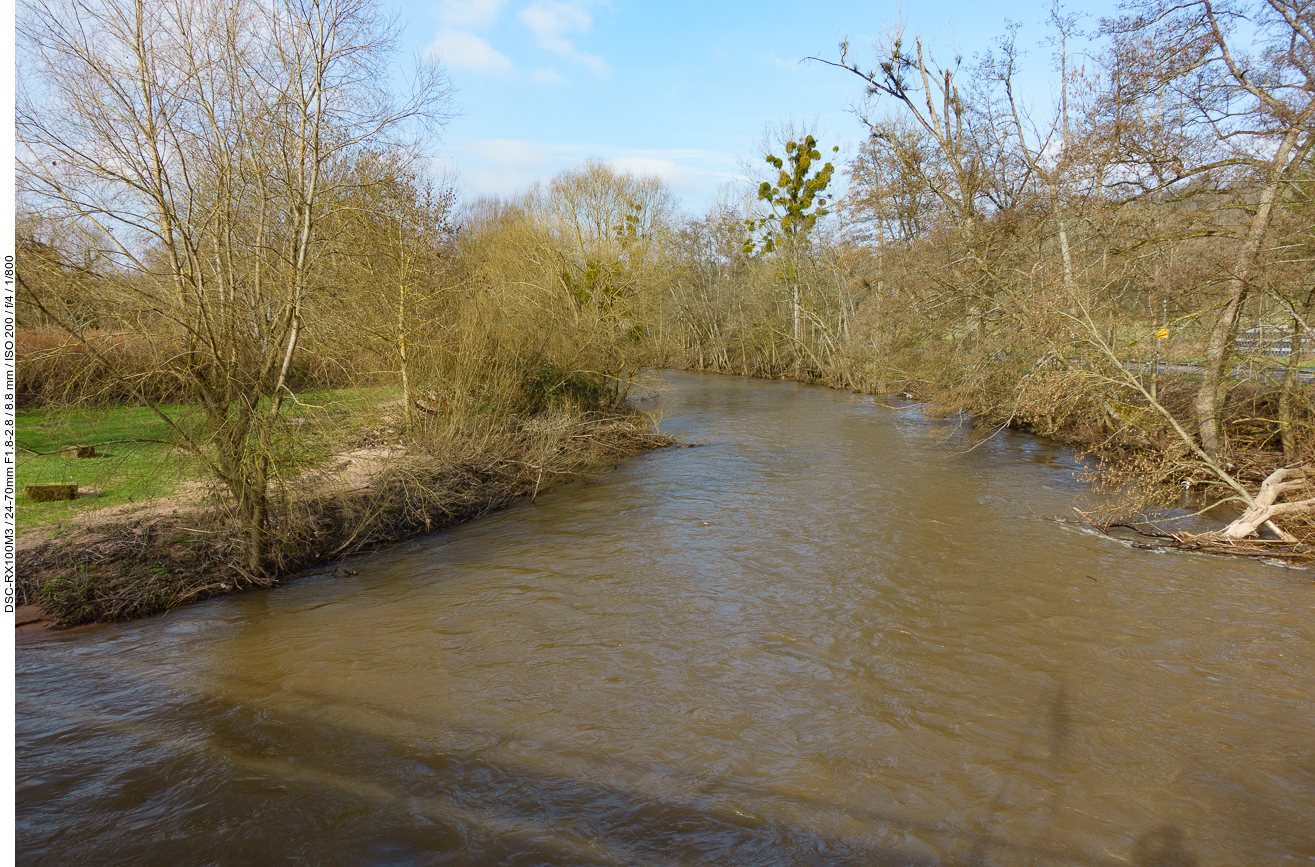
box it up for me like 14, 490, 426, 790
1201, 466, 1315, 543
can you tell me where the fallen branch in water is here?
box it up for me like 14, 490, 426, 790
1066, 509, 1178, 540
1065, 491, 1315, 564
1185, 465, 1315, 544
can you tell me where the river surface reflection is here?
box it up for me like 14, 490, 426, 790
16, 371, 1315, 865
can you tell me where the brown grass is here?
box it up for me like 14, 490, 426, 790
16, 329, 359, 408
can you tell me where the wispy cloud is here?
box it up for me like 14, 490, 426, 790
437, 0, 508, 28
459, 139, 737, 198
428, 30, 515, 75
518, 1, 610, 77
473, 138, 552, 169
531, 68, 569, 86
608, 156, 700, 190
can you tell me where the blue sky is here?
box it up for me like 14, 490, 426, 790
394, 0, 1121, 211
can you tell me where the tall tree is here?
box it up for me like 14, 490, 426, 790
745, 133, 838, 372
1101, 0, 1315, 457
818, 29, 988, 253
17, 0, 453, 574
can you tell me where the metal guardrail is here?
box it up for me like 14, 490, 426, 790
1122, 360, 1315, 383
1059, 357, 1314, 383
1234, 327, 1315, 357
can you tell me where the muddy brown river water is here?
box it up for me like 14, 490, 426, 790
15, 371, 1315, 865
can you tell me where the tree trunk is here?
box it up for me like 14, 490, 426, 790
246, 461, 269, 577
1195, 128, 1303, 457
792, 282, 801, 374
399, 282, 412, 428
1280, 317, 1303, 463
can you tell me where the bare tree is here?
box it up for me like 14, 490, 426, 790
1101, 0, 1315, 457
844, 120, 943, 247
817, 27, 989, 255
17, 0, 453, 575
322, 152, 458, 427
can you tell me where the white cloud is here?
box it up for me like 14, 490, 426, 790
428, 30, 515, 75
451, 141, 740, 204
608, 156, 699, 191
472, 139, 551, 169
531, 68, 568, 86
438, 0, 508, 28
464, 167, 547, 197
518, 1, 610, 77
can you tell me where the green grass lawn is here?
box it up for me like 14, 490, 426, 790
17, 403, 202, 534
16, 386, 398, 535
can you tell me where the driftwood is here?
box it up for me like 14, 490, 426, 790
1199, 466, 1315, 543
1068, 466, 1315, 563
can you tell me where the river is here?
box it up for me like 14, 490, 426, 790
15, 371, 1315, 865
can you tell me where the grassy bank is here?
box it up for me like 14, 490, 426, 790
16, 388, 396, 535
16, 392, 672, 628
17, 403, 196, 534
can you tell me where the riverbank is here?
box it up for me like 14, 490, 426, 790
698, 360, 1315, 561
17, 366, 1307, 635
16, 403, 673, 630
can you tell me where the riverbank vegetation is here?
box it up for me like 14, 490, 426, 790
15, 0, 1315, 626
645, 0, 1315, 560
14, 0, 673, 625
